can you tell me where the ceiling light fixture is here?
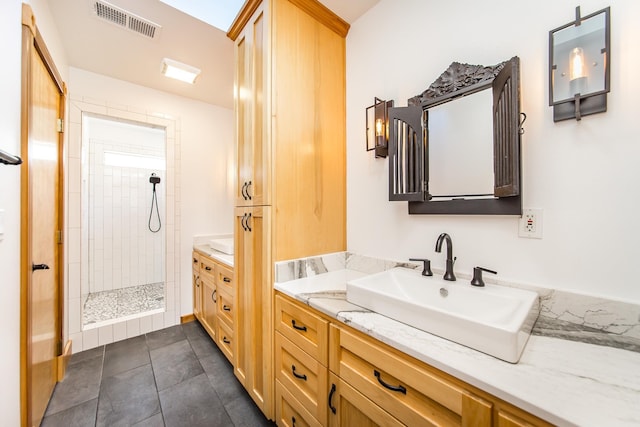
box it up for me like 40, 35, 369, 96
161, 58, 201, 84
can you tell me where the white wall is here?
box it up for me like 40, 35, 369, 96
347, 0, 640, 303
69, 68, 234, 315
0, 3, 24, 424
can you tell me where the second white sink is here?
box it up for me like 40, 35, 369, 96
346, 267, 540, 363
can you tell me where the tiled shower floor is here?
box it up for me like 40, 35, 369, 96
83, 282, 165, 329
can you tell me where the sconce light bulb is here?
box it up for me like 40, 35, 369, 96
375, 118, 384, 137
569, 47, 586, 80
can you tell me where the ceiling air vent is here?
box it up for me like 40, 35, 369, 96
93, 0, 161, 40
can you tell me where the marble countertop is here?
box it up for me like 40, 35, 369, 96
275, 269, 640, 427
193, 244, 234, 267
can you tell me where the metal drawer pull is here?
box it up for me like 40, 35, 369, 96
223, 337, 231, 344
241, 182, 248, 200
223, 305, 231, 312
32, 263, 50, 271
328, 383, 337, 414
291, 319, 307, 332
205, 266, 212, 271
291, 416, 296, 426
212, 290, 217, 303
193, 258, 197, 263
223, 277, 231, 283
291, 365, 307, 381
374, 369, 406, 394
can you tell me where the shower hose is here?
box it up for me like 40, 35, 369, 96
149, 180, 161, 233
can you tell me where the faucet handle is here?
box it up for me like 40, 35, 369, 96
471, 266, 497, 287
409, 258, 433, 276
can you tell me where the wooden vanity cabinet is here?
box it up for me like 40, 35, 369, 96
275, 292, 553, 427
229, 0, 348, 419
191, 250, 235, 363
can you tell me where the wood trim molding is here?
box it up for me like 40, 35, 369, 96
227, 0, 263, 41
56, 341, 72, 382
287, 0, 349, 37
181, 314, 196, 323
21, 3, 36, 37
227, 0, 350, 40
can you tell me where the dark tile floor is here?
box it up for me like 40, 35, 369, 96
42, 322, 276, 427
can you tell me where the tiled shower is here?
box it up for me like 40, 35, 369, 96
81, 114, 166, 328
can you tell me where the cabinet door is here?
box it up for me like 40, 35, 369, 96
192, 271, 202, 320
234, 205, 273, 417
327, 374, 404, 427
200, 275, 217, 341
234, 1, 269, 207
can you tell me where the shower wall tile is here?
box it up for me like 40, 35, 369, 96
68, 262, 81, 300
69, 333, 83, 352
98, 325, 114, 346
164, 311, 176, 328
69, 298, 81, 335
152, 313, 165, 331
139, 316, 153, 335
113, 322, 127, 342
126, 319, 141, 338
82, 328, 99, 351
68, 228, 81, 264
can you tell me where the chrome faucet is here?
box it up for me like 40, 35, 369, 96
435, 233, 456, 281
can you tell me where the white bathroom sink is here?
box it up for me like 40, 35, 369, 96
346, 267, 540, 363
208, 238, 234, 255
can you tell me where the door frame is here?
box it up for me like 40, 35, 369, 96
20, 4, 67, 426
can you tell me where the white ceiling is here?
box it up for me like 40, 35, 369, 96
48, 0, 379, 109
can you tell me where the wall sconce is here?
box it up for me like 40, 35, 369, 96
549, 6, 610, 121
366, 97, 393, 158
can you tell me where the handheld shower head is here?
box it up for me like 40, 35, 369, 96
149, 173, 161, 184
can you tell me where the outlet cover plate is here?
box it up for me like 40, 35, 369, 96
519, 208, 543, 239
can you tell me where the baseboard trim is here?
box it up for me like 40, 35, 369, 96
180, 314, 195, 324
57, 340, 72, 381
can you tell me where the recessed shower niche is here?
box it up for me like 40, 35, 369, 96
81, 114, 167, 329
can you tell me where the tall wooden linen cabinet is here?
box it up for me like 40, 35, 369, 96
227, 0, 348, 420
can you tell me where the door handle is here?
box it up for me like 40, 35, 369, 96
32, 263, 50, 272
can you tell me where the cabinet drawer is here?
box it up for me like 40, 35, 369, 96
333, 326, 492, 426
216, 263, 234, 294
200, 255, 217, 281
275, 295, 329, 366
217, 319, 234, 364
217, 288, 234, 328
275, 332, 328, 426
275, 379, 322, 427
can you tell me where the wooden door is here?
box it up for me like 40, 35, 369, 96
20, 6, 66, 427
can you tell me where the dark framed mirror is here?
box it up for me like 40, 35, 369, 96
388, 56, 523, 215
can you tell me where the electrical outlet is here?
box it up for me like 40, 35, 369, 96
519, 208, 543, 239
